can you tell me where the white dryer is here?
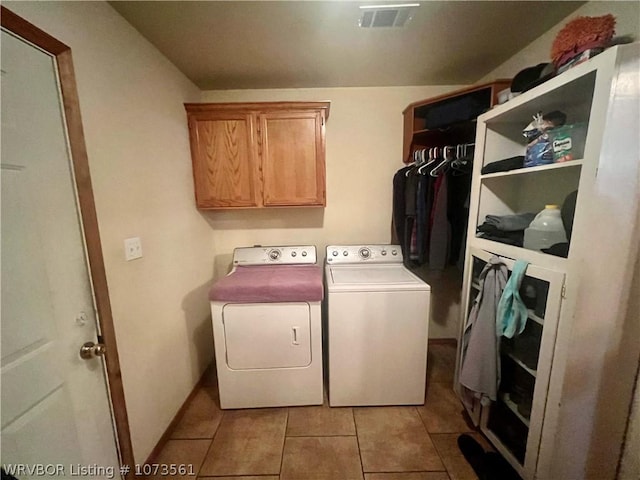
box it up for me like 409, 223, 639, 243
209, 245, 323, 409
325, 245, 431, 406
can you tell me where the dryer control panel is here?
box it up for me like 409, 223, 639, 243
233, 245, 317, 265
325, 245, 403, 264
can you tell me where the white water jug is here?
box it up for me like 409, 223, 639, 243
523, 205, 568, 251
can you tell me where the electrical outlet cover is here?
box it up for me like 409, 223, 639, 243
124, 237, 143, 261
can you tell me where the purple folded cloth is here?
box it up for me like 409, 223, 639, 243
209, 265, 324, 303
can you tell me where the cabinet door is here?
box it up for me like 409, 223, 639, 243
259, 110, 326, 206
458, 247, 564, 479
187, 112, 260, 208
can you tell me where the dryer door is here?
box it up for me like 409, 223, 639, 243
222, 303, 312, 369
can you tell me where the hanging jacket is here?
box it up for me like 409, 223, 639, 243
405, 169, 419, 263
460, 256, 508, 405
392, 166, 412, 249
416, 173, 432, 265
429, 173, 450, 270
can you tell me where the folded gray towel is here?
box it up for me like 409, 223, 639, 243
485, 213, 536, 232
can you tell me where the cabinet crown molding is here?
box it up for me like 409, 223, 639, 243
185, 101, 330, 119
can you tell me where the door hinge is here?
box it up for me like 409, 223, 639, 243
561, 283, 567, 299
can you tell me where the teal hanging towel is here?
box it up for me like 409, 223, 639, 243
497, 260, 530, 338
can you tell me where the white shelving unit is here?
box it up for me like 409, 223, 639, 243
455, 43, 640, 480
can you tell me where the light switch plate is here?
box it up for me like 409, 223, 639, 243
124, 237, 142, 261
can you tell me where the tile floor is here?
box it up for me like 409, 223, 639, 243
151, 343, 494, 480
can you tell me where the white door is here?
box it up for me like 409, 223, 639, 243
1, 30, 121, 477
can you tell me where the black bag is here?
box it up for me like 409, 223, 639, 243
423, 89, 491, 129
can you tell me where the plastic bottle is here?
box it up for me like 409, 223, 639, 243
523, 205, 568, 251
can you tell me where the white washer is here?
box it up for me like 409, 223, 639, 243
209, 245, 323, 409
325, 244, 431, 406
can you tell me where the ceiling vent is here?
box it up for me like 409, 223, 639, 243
359, 3, 418, 28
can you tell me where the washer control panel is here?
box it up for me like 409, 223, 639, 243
326, 245, 403, 264
233, 245, 317, 265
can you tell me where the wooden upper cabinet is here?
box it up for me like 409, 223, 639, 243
260, 110, 325, 206
187, 111, 259, 208
185, 102, 329, 209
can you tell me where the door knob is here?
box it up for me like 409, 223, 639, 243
79, 341, 106, 360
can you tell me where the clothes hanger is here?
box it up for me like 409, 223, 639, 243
418, 147, 439, 174
406, 149, 421, 176
451, 143, 475, 175
430, 145, 455, 177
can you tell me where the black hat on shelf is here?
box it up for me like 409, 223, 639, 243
511, 63, 555, 93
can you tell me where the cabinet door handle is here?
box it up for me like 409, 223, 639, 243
291, 326, 300, 345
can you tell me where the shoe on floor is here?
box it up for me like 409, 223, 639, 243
457, 434, 487, 478
484, 451, 521, 479
457, 434, 522, 480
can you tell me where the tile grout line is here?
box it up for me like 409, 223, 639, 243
278, 407, 290, 476
352, 408, 366, 479
420, 380, 478, 435
429, 433, 450, 474
191, 438, 212, 480
169, 436, 221, 440
195, 406, 226, 478
412, 404, 454, 477
430, 432, 472, 480
427, 433, 449, 477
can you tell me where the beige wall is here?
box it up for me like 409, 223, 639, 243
200, 85, 464, 339
5, 1, 215, 463
479, 1, 640, 83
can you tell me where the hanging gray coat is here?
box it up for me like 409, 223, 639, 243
459, 256, 508, 406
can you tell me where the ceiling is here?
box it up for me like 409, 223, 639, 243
110, 1, 585, 90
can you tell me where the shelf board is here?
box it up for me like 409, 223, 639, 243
481, 160, 583, 180
404, 80, 511, 114
470, 289, 543, 326
411, 121, 478, 139
479, 49, 608, 125
506, 352, 537, 378
500, 393, 531, 428
471, 237, 567, 272
527, 309, 544, 326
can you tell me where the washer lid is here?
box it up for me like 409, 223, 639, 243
327, 264, 430, 291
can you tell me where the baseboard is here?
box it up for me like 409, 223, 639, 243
144, 366, 211, 464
